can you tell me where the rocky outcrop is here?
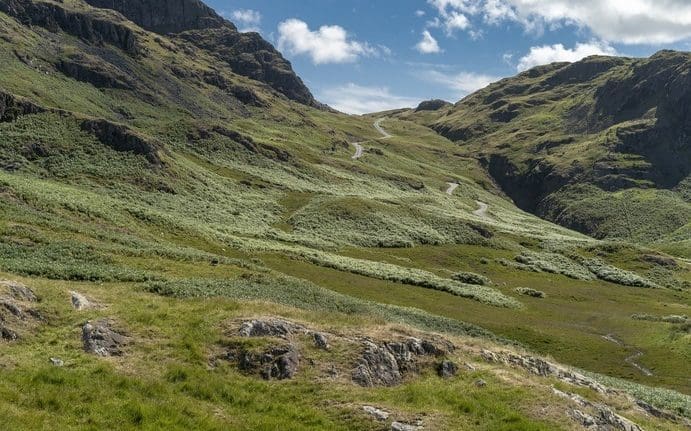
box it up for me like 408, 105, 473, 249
481, 350, 608, 393
554, 388, 644, 431
82, 319, 129, 356
83, 0, 226, 34
0, 90, 44, 122
177, 27, 317, 106
80, 119, 162, 165
352, 338, 453, 387
0, 280, 41, 341
0, 0, 139, 54
56, 58, 132, 90
232, 344, 300, 380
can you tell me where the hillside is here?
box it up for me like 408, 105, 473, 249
395, 52, 691, 252
0, 0, 689, 429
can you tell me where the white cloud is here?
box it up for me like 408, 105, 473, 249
419, 69, 499, 97
277, 19, 379, 64
516, 41, 617, 71
230, 9, 262, 32
415, 10, 426, 17
431, 0, 691, 45
426, 0, 473, 35
416, 30, 442, 54
319, 83, 421, 115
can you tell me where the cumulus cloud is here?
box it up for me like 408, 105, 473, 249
277, 19, 379, 64
516, 41, 617, 71
419, 68, 499, 97
230, 9, 261, 32
319, 83, 421, 115
426, 0, 473, 35
502, 0, 691, 44
416, 30, 442, 54
427, 0, 691, 44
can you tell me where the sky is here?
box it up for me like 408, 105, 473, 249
205, 0, 691, 114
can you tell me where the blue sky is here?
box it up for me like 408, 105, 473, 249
206, 0, 691, 114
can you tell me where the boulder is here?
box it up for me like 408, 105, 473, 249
362, 405, 390, 421
236, 344, 300, 380
313, 332, 329, 350
238, 318, 305, 338
437, 360, 458, 378
391, 422, 421, 431
82, 319, 128, 357
71, 291, 97, 310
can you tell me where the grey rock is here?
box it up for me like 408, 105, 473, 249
569, 409, 597, 428
236, 344, 300, 380
70, 291, 96, 310
362, 405, 390, 421
391, 421, 420, 431
474, 378, 487, 387
82, 320, 128, 357
0, 280, 37, 302
353, 338, 453, 387
49, 357, 64, 367
313, 332, 330, 350
0, 325, 18, 341
352, 341, 402, 387
438, 360, 458, 378
238, 319, 304, 338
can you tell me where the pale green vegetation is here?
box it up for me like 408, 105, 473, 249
0, 4, 689, 430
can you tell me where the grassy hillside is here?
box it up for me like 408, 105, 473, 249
395, 53, 691, 249
0, 1, 689, 429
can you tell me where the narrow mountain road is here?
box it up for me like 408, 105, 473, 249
446, 182, 459, 195
351, 118, 393, 159
473, 200, 489, 217
602, 334, 654, 376
351, 142, 364, 159
373, 118, 392, 138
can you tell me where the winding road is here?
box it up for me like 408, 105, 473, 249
602, 333, 653, 377
473, 200, 489, 217
351, 118, 392, 160
445, 182, 459, 195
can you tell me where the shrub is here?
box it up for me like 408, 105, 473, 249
515, 287, 545, 298
451, 271, 491, 286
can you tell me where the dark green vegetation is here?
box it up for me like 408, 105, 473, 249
0, 0, 689, 429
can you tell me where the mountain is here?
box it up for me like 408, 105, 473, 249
0, 1, 689, 429
395, 52, 691, 249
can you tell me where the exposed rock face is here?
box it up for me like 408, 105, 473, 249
0, 280, 40, 341
0, 90, 45, 123
362, 405, 390, 421
232, 344, 300, 380
83, 0, 226, 34
238, 318, 306, 338
0, 0, 139, 54
352, 338, 453, 387
554, 388, 644, 431
80, 119, 162, 165
481, 350, 607, 393
177, 27, 317, 106
82, 319, 129, 356
56, 58, 132, 90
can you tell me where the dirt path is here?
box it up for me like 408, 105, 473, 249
351, 142, 364, 159
445, 182, 459, 195
602, 334, 653, 376
473, 200, 489, 217
351, 118, 392, 160
373, 118, 392, 139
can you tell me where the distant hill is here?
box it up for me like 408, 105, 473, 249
396, 51, 691, 246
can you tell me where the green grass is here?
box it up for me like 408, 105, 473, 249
0, 8, 689, 430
